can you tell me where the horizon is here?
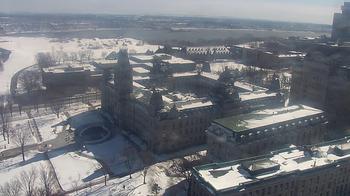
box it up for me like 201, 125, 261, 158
0, 0, 346, 25
0, 12, 334, 26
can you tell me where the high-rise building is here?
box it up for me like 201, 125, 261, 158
332, 2, 350, 41
290, 45, 350, 122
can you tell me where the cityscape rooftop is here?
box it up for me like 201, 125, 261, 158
193, 137, 350, 193
214, 105, 324, 133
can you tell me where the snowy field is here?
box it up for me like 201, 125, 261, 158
0, 36, 159, 95
0, 150, 48, 186
49, 149, 104, 191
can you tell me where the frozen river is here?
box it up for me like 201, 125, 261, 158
0, 27, 326, 95
0, 36, 159, 95
0, 37, 54, 95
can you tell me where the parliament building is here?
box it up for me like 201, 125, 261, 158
101, 49, 282, 153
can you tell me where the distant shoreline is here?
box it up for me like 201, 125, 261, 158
0, 28, 329, 42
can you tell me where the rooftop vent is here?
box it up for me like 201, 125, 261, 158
331, 143, 350, 156
241, 159, 280, 176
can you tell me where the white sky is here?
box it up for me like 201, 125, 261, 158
0, 0, 345, 24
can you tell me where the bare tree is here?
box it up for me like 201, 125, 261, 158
7, 96, 13, 117
19, 70, 41, 95
70, 52, 78, 62
142, 167, 149, 185
51, 103, 62, 118
0, 179, 22, 196
0, 95, 6, 123
71, 174, 81, 195
140, 150, 153, 184
38, 164, 57, 196
196, 64, 203, 75
61, 51, 70, 64
18, 168, 37, 196
122, 145, 137, 179
1, 114, 10, 143
0, 96, 9, 142
86, 50, 94, 62
151, 183, 162, 195
78, 51, 87, 63
36, 52, 55, 69
170, 158, 193, 191
12, 128, 30, 162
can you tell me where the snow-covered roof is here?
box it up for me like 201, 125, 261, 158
43, 63, 96, 73
173, 72, 198, 78
239, 91, 277, 102
155, 53, 195, 65
214, 105, 324, 133
133, 67, 150, 74
133, 76, 150, 81
130, 54, 154, 62
93, 59, 118, 65
186, 46, 230, 54
201, 72, 219, 80
176, 99, 213, 111
133, 81, 145, 89
194, 138, 350, 193
278, 53, 306, 58
234, 81, 268, 92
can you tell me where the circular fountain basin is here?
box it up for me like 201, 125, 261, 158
79, 126, 111, 144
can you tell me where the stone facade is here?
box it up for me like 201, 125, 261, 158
101, 50, 282, 154
290, 45, 350, 122
190, 138, 350, 196
207, 105, 328, 161
332, 2, 350, 42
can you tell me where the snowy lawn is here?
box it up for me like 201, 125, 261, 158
83, 132, 142, 176
74, 160, 186, 196
0, 150, 48, 186
49, 149, 104, 191
0, 118, 36, 152
34, 113, 66, 141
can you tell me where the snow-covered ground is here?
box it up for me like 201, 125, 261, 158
83, 132, 142, 176
0, 36, 159, 95
0, 118, 36, 152
34, 114, 66, 141
74, 160, 186, 196
69, 110, 105, 130
49, 149, 104, 191
0, 150, 48, 186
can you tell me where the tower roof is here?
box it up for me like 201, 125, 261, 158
116, 48, 131, 67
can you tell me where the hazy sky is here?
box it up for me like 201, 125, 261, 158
0, 0, 345, 24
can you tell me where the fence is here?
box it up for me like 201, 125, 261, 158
9, 92, 101, 114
